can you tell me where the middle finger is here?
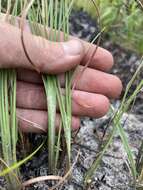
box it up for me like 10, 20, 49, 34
16, 81, 110, 118
17, 66, 122, 99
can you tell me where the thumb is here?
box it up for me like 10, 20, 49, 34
0, 22, 84, 74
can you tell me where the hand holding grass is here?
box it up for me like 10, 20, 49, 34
0, 22, 122, 133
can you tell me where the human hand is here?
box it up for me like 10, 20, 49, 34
0, 22, 122, 133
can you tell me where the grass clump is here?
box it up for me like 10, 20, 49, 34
23, 0, 75, 173
0, 2, 76, 187
0, 0, 75, 183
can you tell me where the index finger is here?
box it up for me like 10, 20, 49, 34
1, 14, 114, 72
17, 16, 114, 72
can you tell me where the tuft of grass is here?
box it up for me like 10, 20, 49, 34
0, 1, 76, 186
0, 1, 102, 187
20, 0, 75, 173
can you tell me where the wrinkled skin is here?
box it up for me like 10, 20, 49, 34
0, 21, 122, 133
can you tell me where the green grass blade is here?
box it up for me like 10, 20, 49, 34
55, 122, 62, 170
41, 0, 58, 173
43, 75, 57, 173
54, 79, 71, 164
9, 70, 17, 164
116, 121, 136, 179
0, 141, 44, 177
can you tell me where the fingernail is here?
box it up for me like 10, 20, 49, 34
62, 40, 83, 56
